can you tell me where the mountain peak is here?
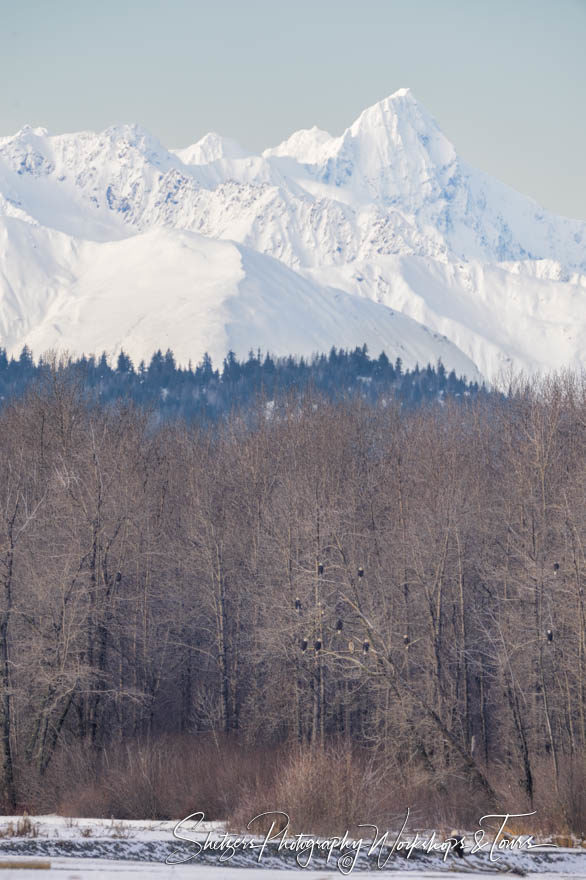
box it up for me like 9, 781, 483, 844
174, 132, 250, 166
389, 87, 413, 99
264, 125, 333, 164
362, 87, 418, 110
349, 87, 440, 138
19, 124, 50, 138
102, 121, 163, 148
315, 88, 457, 203
102, 122, 163, 148
2, 124, 51, 146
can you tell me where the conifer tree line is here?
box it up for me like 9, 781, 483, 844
0, 367, 584, 831
0, 344, 483, 423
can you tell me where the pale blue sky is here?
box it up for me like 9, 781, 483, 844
2, 0, 585, 219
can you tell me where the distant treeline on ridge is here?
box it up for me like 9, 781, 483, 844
0, 344, 485, 421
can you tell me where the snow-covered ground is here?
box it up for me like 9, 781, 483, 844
0, 816, 584, 878
0, 863, 584, 880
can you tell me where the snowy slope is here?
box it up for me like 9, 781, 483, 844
307, 255, 586, 378
0, 214, 479, 376
0, 89, 585, 377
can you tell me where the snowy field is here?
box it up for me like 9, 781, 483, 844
0, 817, 584, 879
0, 862, 584, 880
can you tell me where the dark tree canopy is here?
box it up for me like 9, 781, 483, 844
0, 345, 485, 423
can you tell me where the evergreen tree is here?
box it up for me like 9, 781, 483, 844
116, 350, 134, 374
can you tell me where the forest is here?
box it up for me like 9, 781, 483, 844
0, 365, 583, 834
0, 345, 483, 423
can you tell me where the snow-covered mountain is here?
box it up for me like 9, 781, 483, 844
0, 214, 478, 376
1, 88, 584, 379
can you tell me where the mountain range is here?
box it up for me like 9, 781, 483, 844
1, 88, 584, 380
